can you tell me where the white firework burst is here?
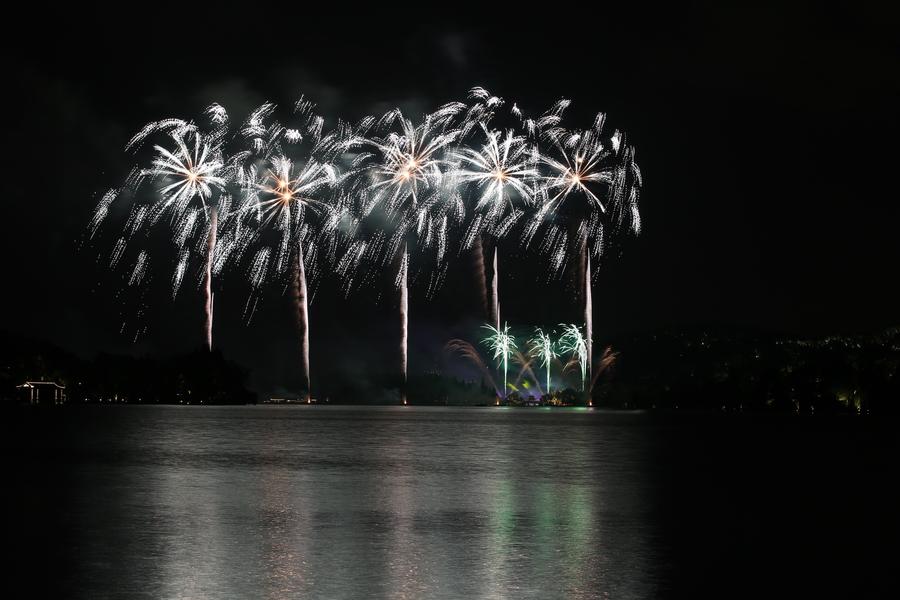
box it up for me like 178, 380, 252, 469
539, 118, 616, 214
245, 155, 337, 277
353, 104, 463, 215
452, 124, 537, 238
146, 129, 226, 222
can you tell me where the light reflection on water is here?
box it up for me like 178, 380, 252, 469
55, 406, 662, 598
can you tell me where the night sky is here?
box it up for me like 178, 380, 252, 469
6, 5, 898, 394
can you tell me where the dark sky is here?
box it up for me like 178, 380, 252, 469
6, 5, 899, 394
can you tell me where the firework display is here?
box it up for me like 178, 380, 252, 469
91, 87, 641, 402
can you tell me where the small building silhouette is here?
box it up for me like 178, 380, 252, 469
16, 381, 66, 406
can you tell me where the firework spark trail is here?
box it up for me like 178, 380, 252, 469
248, 247, 271, 299
482, 322, 516, 399
293, 241, 310, 401
460, 86, 505, 139
589, 346, 619, 392
204, 207, 218, 350
128, 250, 150, 287
173, 250, 189, 299
584, 251, 593, 387
399, 242, 408, 404
528, 328, 558, 396
444, 339, 500, 397
109, 237, 127, 269
89, 189, 119, 239
125, 118, 193, 153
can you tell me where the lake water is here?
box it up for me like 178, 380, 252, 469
5, 406, 894, 598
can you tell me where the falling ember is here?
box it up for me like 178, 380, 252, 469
249, 247, 271, 290
109, 237, 127, 269
89, 189, 118, 239
172, 250, 189, 299
128, 251, 150, 287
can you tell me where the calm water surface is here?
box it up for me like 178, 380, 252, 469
5, 406, 894, 599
